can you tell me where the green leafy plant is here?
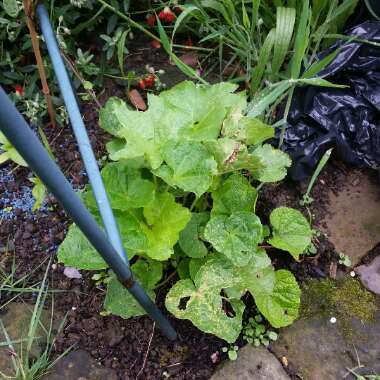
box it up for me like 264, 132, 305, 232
58, 81, 313, 342
300, 148, 333, 206
338, 252, 352, 267
221, 345, 239, 361
243, 314, 278, 347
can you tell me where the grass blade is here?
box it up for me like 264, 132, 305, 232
272, 7, 296, 77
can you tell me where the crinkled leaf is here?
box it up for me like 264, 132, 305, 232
116, 210, 149, 255
100, 82, 243, 169
99, 97, 129, 137
154, 140, 217, 197
166, 278, 245, 343
85, 162, 155, 210
100, 97, 163, 168
58, 224, 108, 270
204, 138, 242, 170
179, 212, 209, 258
104, 259, 163, 318
166, 250, 274, 343
242, 118, 275, 145
142, 192, 191, 260
251, 144, 291, 182
211, 173, 257, 216
159, 81, 241, 141
268, 207, 312, 260
254, 270, 300, 328
204, 211, 263, 266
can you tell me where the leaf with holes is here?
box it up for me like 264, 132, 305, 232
166, 251, 274, 342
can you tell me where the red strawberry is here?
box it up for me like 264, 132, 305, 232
165, 10, 175, 23
138, 79, 146, 90
151, 39, 161, 49
146, 14, 156, 27
15, 85, 24, 96
159, 7, 175, 23
144, 75, 156, 88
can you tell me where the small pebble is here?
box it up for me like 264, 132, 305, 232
330, 317, 337, 324
350, 271, 356, 277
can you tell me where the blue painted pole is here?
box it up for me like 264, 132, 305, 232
36, 4, 128, 268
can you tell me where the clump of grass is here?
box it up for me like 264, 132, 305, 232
0, 260, 72, 380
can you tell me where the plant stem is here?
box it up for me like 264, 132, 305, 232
23, 0, 56, 128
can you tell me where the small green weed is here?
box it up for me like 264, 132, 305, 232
243, 314, 278, 347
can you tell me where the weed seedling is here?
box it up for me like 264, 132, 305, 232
243, 314, 278, 347
300, 148, 333, 206
221, 345, 239, 361
338, 253, 352, 268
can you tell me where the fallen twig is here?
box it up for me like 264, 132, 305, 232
136, 322, 155, 379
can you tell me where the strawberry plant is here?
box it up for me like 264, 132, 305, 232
57, 81, 312, 343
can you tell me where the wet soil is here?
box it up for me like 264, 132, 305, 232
1, 35, 379, 380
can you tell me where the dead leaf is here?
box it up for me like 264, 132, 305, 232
178, 53, 199, 68
128, 89, 147, 111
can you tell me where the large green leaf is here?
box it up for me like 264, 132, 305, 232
116, 210, 150, 255
268, 207, 312, 260
154, 140, 218, 197
3, 0, 19, 17
100, 82, 243, 169
211, 173, 257, 215
100, 97, 163, 168
166, 251, 270, 342
254, 270, 300, 328
102, 162, 155, 209
166, 252, 300, 341
179, 212, 209, 258
251, 144, 291, 182
204, 211, 263, 266
57, 224, 108, 270
104, 258, 163, 318
142, 192, 191, 260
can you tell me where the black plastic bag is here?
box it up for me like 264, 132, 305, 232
283, 21, 380, 180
